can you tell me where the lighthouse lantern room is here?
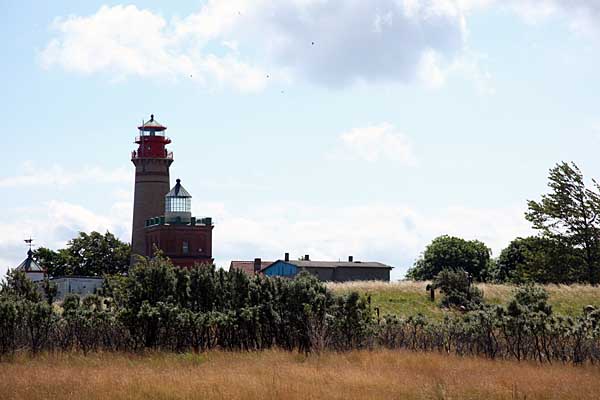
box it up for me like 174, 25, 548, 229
132, 114, 173, 160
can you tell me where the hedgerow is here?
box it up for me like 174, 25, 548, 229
1, 255, 599, 364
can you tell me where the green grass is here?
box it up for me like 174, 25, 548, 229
327, 281, 600, 319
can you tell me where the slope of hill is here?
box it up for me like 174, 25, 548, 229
327, 281, 600, 318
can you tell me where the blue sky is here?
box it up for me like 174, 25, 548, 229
2, 0, 600, 279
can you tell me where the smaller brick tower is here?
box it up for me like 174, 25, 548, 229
144, 179, 214, 267
131, 115, 173, 261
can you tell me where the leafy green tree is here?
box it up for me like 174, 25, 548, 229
32, 247, 71, 277
526, 162, 600, 283
407, 235, 491, 281
492, 236, 585, 283
34, 231, 130, 277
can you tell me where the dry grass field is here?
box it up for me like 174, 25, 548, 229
1, 350, 599, 399
327, 281, 600, 318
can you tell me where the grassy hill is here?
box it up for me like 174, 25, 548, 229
327, 281, 600, 319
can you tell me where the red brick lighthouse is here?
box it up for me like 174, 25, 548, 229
131, 115, 173, 260
131, 115, 214, 266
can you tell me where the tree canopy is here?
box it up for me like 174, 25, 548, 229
407, 235, 491, 281
525, 162, 600, 283
33, 231, 130, 277
491, 236, 584, 284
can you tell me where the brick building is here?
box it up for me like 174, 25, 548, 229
144, 179, 214, 267
131, 115, 214, 267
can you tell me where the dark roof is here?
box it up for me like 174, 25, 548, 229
138, 114, 167, 131
265, 260, 392, 271
166, 179, 191, 198
16, 250, 45, 273
230, 261, 274, 275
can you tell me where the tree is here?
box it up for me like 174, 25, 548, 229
407, 235, 491, 281
34, 231, 130, 277
32, 247, 71, 277
492, 236, 585, 284
526, 162, 600, 283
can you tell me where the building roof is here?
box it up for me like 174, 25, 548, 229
138, 114, 167, 131
15, 249, 45, 273
166, 179, 191, 198
51, 276, 105, 280
230, 260, 274, 275
265, 260, 393, 271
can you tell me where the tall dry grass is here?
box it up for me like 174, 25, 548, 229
1, 350, 599, 399
327, 280, 430, 294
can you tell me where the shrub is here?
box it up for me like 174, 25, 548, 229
433, 269, 483, 310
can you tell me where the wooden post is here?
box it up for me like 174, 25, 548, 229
426, 284, 435, 302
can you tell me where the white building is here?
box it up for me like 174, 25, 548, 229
52, 276, 104, 299
13, 248, 104, 300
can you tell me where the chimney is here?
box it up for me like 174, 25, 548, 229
284, 252, 290, 262
348, 256, 354, 262
304, 254, 310, 261
254, 258, 262, 273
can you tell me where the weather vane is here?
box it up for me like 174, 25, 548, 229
24, 237, 34, 250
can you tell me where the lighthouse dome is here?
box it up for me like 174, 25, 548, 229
138, 114, 167, 132
165, 179, 192, 222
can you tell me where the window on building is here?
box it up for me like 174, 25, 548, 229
182, 241, 189, 254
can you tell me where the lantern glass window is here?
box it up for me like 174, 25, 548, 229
166, 196, 191, 213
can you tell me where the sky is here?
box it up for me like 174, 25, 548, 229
1, 0, 600, 280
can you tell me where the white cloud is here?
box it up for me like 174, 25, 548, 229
338, 123, 417, 164
40, 5, 269, 92
0, 161, 130, 188
41, 1, 470, 90
38, 1, 600, 92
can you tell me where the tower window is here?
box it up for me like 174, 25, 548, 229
182, 241, 189, 254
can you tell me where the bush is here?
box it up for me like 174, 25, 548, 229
433, 269, 483, 310
1, 254, 600, 364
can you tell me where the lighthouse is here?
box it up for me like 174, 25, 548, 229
131, 115, 173, 261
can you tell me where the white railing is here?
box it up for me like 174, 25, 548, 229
131, 151, 174, 160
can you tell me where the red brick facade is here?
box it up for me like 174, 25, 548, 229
131, 158, 172, 258
145, 223, 213, 267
